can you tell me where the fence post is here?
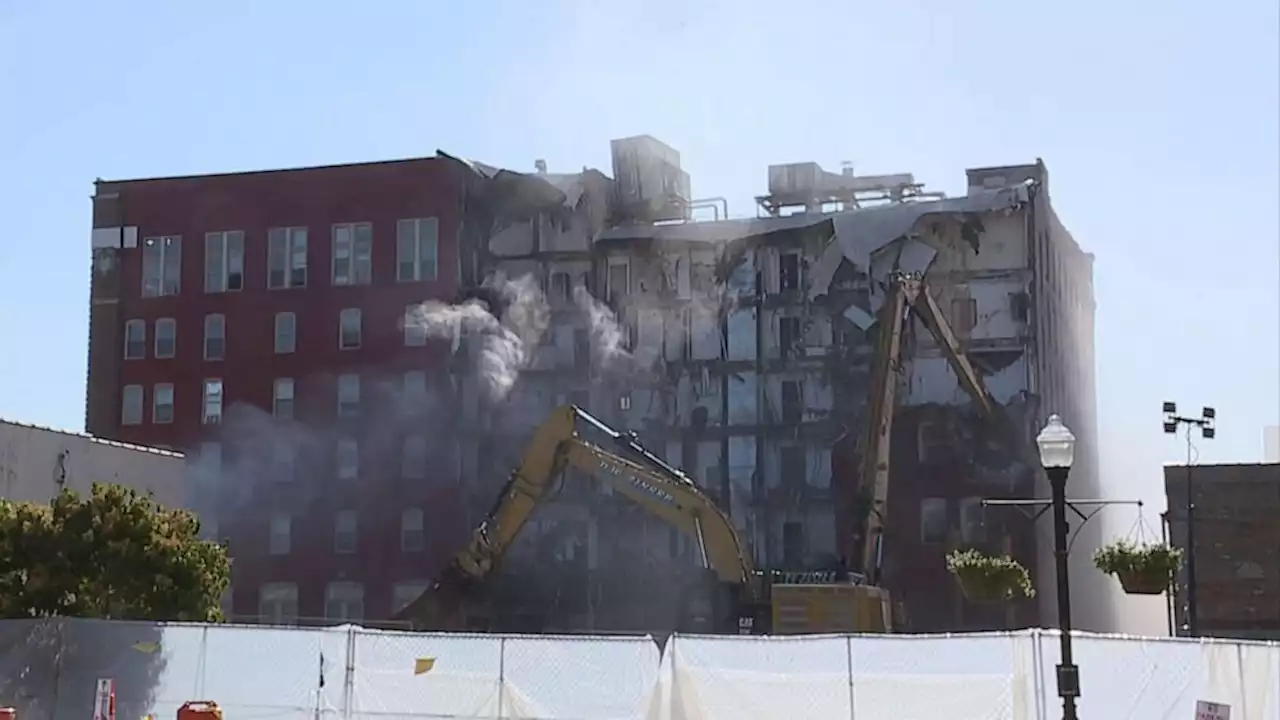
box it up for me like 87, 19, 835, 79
845, 635, 855, 719
498, 636, 507, 720
342, 626, 356, 720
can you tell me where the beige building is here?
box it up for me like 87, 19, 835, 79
0, 419, 185, 508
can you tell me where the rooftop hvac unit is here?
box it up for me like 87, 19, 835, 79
768, 162, 916, 197
611, 135, 691, 223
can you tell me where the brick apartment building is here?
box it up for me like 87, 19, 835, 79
1165, 462, 1280, 639
84, 140, 1100, 635
86, 159, 465, 624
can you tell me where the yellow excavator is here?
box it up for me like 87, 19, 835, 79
848, 270, 997, 586
397, 404, 892, 635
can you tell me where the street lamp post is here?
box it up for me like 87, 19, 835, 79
1036, 414, 1080, 720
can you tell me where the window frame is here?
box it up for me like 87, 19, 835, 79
152, 383, 175, 424
141, 235, 182, 297
268, 514, 292, 555
258, 582, 299, 624
404, 305, 428, 347
273, 378, 295, 419
154, 317, 177, 358
204, 230, 246, 293
335, 438, 359, 480
124, 319, 146, 360
331, 222, 373, 286
396, 217, 439, 282
400, 507, 425, 552
202, 378, 223, 425
203, 314, 226, 361
339, 308, 362, 350
334, 510, 358, 555
336, 373, 360, 417
920, 497, 949, 544
324, 581, 365, 622
274, 312, 297, 354
267, 227, 308, 289
121, 384, 144, 426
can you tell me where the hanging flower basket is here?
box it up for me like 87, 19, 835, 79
946, 549, 1035, 604
1093, 540, 1182, 596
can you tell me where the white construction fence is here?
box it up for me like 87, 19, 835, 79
0, 619, 1276, 719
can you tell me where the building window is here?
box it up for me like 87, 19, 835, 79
121, 384, 144, 426
334, 510, 357, 554
778, 316, 801, 356
779, 445, 806, 489
950, 297, 978, 336
780, 380, 803, 424
325, 581, 364, 622
332, 222, 373, 286
274, 312, 296, 354
154, 318, 177, 358
124, 319, 146, 360
336, 374, 360, 417
917, 421, 946, 463
403, 371, 427, 400
401, 507, 425, 552
396, 218, 438, 282
548, 272, 572, 304
203, 314, 226, 361
273, 378, 294, 419
268, 514, 291, 555
204, 231, 245, 293
778, 251, 801, 292
199, 441, 223, 475
402, 436, 428, 479
141, 236, 181, 297
267, 227, 308, 289
152, 383, 174, 424
335, 438, 358, 480
272, 439, 296, 481
202, 378, 223, 425
404, 305, 428, 347
258, 582, 298, 624
920, 498, 948, 544
959, 497, 985, 544
339, 308, 361, 350
606, 258, 629, 305
392, 581, 430, 615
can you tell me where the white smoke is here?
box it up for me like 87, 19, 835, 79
572, 285, 631, 368
408, 273, 551, 402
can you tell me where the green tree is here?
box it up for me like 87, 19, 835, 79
0, 482, 230, 621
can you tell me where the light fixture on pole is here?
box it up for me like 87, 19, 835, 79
1162, 401, 1216, 637
1036, 414, 1079, 720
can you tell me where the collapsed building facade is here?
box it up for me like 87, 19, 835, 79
443, 138, 1102, 634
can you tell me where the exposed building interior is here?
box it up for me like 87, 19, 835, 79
439, 137, 1099, 634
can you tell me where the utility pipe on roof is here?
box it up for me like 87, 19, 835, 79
687, 197, 730, 222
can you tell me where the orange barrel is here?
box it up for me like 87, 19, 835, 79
176, 703, 221, 720
0, 707, 16, 720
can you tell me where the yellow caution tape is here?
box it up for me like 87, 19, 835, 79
413, 657, 436, 675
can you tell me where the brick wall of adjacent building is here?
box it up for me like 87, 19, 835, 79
1165, 462, 1280, 639
85, 158, 467, 624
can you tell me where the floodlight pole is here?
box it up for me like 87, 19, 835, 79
1162, 401, 1215, 638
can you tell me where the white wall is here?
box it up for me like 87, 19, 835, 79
0, 420, 185, 508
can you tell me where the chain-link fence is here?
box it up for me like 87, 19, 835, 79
1, 620, 1275, 719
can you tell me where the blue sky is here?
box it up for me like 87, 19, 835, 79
1, 0, 1276, 512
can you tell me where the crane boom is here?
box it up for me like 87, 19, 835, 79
853, 272, 1000, 584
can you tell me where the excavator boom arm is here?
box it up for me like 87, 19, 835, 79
401, 405, 755, 628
